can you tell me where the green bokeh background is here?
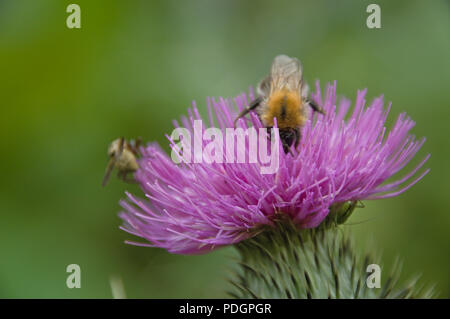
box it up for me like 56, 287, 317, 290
0, 0, 449, 298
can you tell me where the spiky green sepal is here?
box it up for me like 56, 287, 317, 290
229, 203, 434, 299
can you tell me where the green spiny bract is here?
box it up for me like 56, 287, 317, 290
229, 202, 435, 299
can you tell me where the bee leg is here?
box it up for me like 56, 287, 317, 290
282, 142, 295, 156
266, 127, 273, 140
307, 100, 325, 115
294, 128, 301, 149
287, 146, 294, 156
117, 170, 124, 182
233, 96, 263, 128
122, 171, 137, 184
102, 158, 115, 187
356, 200, 365, 208
268, 126, 289, 152
135, 137, 142, 148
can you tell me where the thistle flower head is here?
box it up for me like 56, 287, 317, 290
119, 81, 429, 254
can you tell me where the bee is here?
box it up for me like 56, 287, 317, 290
234, 55, 325, 154
102, 137, 141, 187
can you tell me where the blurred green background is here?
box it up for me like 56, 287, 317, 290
0, 0, 449, 298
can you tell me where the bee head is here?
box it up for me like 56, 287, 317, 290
279, 128, 298, 154
108, 138, 124, 158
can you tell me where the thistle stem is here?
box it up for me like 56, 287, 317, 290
229, 210, 433, 299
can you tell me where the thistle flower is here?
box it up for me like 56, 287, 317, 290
119, 81, 429, 255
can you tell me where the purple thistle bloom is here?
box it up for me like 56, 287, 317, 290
119, 81, 429, 254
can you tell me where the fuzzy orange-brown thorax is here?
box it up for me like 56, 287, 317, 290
262, 89, 305, 128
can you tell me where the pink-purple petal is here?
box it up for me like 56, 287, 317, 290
119, 81, 429, 254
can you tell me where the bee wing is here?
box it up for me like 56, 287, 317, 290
269, 55, 304, 93
128, 137, 142, 155
102, 157, 116, 187
118, 137, 125, 156
301, 82, 310, 99
257, 75, 271, 97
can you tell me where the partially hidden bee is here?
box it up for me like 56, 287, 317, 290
234, 55, 325, 154
102, 137, 141, 187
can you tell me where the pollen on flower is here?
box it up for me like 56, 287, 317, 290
119, 81, 430, 255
